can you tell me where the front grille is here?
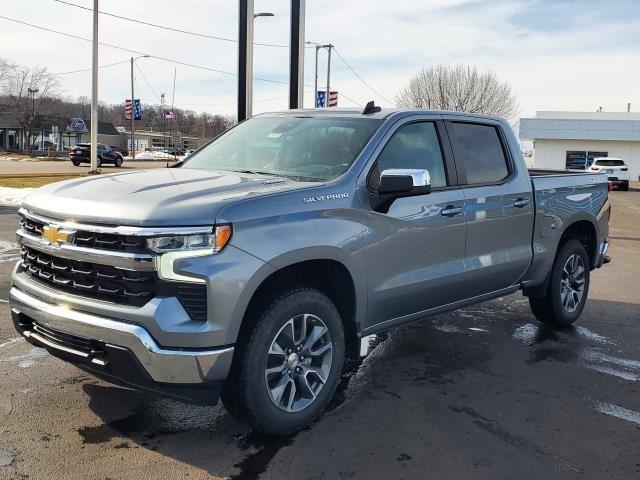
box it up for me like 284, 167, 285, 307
19, 215, 147, 254
20, 246, 208, 321
32, 322, 95, 353
21, 246, 155, 307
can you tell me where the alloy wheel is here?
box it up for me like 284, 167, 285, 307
560, 254, 586, 313
265, 313, 333, 412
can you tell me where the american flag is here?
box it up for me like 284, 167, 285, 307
165, 111, 175, 119
124, 99, 141, 120
327, 91, 338, 107
316, 91, 339, 108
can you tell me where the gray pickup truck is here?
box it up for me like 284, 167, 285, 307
10, 105, 610, 434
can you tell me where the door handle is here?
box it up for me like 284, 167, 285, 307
441, 205, 464, 217
513, 198, 530, 208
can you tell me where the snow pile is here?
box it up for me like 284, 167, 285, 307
0, 187, 34, 206
130, 151, 185, 161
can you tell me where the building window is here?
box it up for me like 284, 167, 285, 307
565, 151, 608, 170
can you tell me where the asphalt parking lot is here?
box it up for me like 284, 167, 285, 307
0, 192, 638, 480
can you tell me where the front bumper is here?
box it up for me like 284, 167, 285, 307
10, 286, 234, 403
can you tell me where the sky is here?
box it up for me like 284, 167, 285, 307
1, 0, 640, 120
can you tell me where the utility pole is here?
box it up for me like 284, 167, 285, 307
326, 44, 333, 108
89, 0, 99, 173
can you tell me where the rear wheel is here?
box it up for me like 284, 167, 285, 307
621, 181, 629, 191
71, 159, 81, 167
114, 156, 123, 167
221, 288, 345, 435
529, 239, 590, 327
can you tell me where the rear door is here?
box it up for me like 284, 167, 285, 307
361, 117, 468, 327
445, 119, 534, 297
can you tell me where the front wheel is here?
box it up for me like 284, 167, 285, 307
114, 156, 123, 167
71, 159, 81, 167
221, 288, 345, 435
529, 239, 590, 327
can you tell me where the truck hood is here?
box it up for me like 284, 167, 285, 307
22, 168, 315, 226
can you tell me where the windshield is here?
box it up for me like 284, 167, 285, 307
183, 116, 382, 181
595, 159, 625, 166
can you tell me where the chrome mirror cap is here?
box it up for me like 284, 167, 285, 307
380, 169, 431, 188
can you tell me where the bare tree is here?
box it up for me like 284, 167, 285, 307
2, 65, 59, 150
396, 65, 518, 119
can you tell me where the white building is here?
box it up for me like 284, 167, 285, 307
519, 111, 640, 181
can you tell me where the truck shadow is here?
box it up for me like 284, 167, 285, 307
80, 295, 639, 480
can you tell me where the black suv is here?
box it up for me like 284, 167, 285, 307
70, 143, 124, 167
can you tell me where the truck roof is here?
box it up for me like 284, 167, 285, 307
258, 107, 507, 123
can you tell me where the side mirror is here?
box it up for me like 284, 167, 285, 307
372, 169, 431, 213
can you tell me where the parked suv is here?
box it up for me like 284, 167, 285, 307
11, 106, 610, 434
70, 143, 124, 167
589, 157, 629, 190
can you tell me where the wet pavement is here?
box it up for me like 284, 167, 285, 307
0, 192, 639, 480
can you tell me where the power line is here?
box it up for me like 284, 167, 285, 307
0, 14, 288, 85
333, 47, 394, 105
53, 0, 290, 48
55, 59, 129, 75
135, 62, 162, 102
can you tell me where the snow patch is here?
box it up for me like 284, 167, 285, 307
0, 186, 33, 206
594, 402, 640, 425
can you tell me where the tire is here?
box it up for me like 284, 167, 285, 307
621, 181, 629, 191
221, 288, 345, 435
71, 159, 81, 167
114, 156, 123, 167
96, 157, 102, 168
529, 239, 590, 328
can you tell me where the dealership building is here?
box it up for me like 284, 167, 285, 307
519, 111, 640, 181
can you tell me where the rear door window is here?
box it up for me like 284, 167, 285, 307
449, 122, 510, 185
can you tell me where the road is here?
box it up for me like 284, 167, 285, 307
0, 192, 639, 480
0, 158, 167, 175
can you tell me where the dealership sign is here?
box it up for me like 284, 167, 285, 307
66, 118, 88, 133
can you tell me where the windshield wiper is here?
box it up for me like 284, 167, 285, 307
229, 169, 281, 176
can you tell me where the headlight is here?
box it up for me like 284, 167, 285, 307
152, 225, 232, 284
147, 226, 232, 253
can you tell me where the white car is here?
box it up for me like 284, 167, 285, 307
589, 157, 629, 191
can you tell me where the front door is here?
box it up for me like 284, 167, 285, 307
361, 119, 468, 329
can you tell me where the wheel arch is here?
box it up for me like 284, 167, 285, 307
232, 251, 362, 360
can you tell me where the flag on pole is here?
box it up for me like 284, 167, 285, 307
165, 111, 175, 119
316, 91, 338, 108
124, 99, 142, 120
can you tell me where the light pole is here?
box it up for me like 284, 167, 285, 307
89, 0, 99, 174
238, 1, 274, 122
130, 55, 149, 160
27, 87, 39, 154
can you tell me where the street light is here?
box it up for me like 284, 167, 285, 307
130, 54, 150, 160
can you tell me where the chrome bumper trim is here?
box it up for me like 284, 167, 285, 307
17, 230, 156, 272
19, 208, 213, 237
10, 287, 234, 384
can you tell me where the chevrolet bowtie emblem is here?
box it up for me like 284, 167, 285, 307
42, 225, 75, 245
